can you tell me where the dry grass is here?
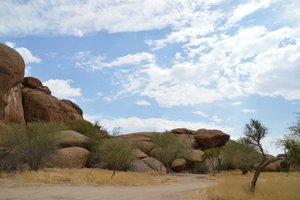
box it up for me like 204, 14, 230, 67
0, 168, 168, 186
195, 171, 300, 200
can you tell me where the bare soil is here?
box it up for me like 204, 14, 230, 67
0, 173, 214, 200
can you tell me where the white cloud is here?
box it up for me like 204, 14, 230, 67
88, 116, 233, 134
74, 51, 155, 71
136, 99, 151, 107
242, 109, 256, 113
4, 41, 41, 64
211, 115, 223, 123
193, 111, 209, 117
0, 0, 225, 37
43, 79, 81, 99
231, 101, 242, 106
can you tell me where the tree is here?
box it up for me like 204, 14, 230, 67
96, 138, 136, 176
203, 147, 221, 176
280, 113, 300, 167
151, 132, 192, 173
242, 119, 283, 193
221, 140, 261, 174
0, 122, 61, 171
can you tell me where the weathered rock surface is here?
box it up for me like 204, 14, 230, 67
61, 99, 83, 116
121, 132, 158, 141
129, 159, 154, 173
57, 130, 90, 149
135, 141, 155, 154
171, 158, 187, 172
142, 157, 166, 173
4, 84, 25, 124
171, 128, 195, 135
194, 129, 230, 150
133, 148, 148, 159
22, 76, 43, 89
22, 88, 83, 123
188, 150, 204, 162
46, 147, 90, 168
0, 43, 25, 120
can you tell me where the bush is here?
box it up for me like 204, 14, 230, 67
0, 122, 62, 171
96, 138, 136, 171
68, 120, 109, 139
192, 161, 209, 174
151, 131, 193, 172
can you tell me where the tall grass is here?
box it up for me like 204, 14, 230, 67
0, 168, 167, 186
201, 172, 300, 200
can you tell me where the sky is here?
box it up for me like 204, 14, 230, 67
1, 0, 299, 155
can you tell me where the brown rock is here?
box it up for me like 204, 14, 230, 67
171, 128, 195, 135
188, 149, 204, 162
171, 158, 187, 172
57, 130, 90, 149
22, 76, 43, 89
142, 157, 166, 173
176, 134, 198, 149
135, 141, 155, 154
61, 99, 83, 116
121, 132, 159, 141
22, 88, 83, 123
0, 43, 25, 120
38, 86, 51, 95
133, 148, 148, 159
194, 129, 230, 150
129, 159, 154, 173
46, 147, 89, 168
4, 84, 25, 124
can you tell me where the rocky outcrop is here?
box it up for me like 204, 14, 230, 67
171, 128, 195, 135
194, 129, 230, 150
129, 159, 154, 173
46, 147, 90, 168
22, 87, 83, 123
171, 158, 187, 172
133, 148, 148, 159
142, 157, 166, 173
57, 130, 90, 149
0, 43, 25, 120
188, 150, 204, 162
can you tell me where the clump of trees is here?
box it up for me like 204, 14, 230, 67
151, 131, 193, 173
0, 122, 62, 171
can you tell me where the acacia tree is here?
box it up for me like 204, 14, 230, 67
243, 119, 283, 193
203, 147, 221, 176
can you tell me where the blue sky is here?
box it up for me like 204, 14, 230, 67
1, 0, 299, 155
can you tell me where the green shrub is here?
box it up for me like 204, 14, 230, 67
68, 120, 109, 139
0, 122, 62, 171
192, 161, 209, 174
96, 138, 136, 171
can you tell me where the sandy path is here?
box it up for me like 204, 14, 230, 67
0, 174, 213, 200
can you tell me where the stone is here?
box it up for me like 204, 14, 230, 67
176, 134, 198, 149
22, 88, 83, 124
22, 76, 43, 89
37, 86, 51, 95
61, 99, 83, 116
129, 159, 154, 173
4, 84, 25, 124
142, 157, 166, 173
57, 130, 90, 149
171, 128, 195, 135
133, 148, 148, 159
171, 158, 187, 172
0, 43, 25, 120
135, 141, 155, 154
121, 132, 159, 141
46, 147, 90, 168
194, 129, 230, 150
188, 149, 204, 162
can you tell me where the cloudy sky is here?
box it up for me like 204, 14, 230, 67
1, 0, 299, 155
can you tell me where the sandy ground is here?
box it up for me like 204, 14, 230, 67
0, 174, 214, 200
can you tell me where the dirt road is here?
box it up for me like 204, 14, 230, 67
0, 174, 213, 200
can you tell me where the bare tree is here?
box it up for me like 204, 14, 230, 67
243, 119, 283, 193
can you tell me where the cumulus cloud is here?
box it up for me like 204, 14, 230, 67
193, 111, 209, 117
242, 109, 256, 113
85, 116, 233, 134
43, 79, 81, 99
74, 51, 155, 71
136, 99, 151, 107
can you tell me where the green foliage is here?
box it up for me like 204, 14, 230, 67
68, 120, 109, 139
0, 122, 62, 171
192, 161, 209, 174
221, 140, 262, 172
151, 132, 192, 172
203, 147, 221, 175
280, 113, 300, 165
96, 138, 136, 171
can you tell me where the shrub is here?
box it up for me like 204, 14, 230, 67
96, 138, 136, 171
192, 161, 209, 174
68, 120, 109, 139
151, 131, 193, 172
0, 122, 62, 171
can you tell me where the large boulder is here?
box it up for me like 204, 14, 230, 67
121, 132, 158, 141
133, 148, 148, 159
171, 158, 187, 172
129, 159, 154, 173
22, 88, 83, 123
57, 130, 90, 149
171, 128, 195, 135
0, 43, 25, 120
46, 147, 89, 168
188, 149, 204, 162
4, 84, 25, 124
61, 99, 83, 116
22, 76, 43, 89
194, 129, 230, 150
135, 141, 155, 154
142, 157, 166, 173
